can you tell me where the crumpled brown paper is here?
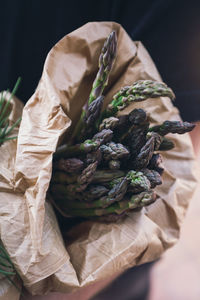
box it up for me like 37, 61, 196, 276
0, 22, 198, 296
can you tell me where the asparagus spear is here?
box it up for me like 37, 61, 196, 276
149, 120, 195, 136
112, 115, 130, 139
57, 190, 156, 217
51, 183, 109, 201
71, 31, 117, 142
92, 169, 125, 183
142, 169, 162, 188
88, 31, 117, 105
127, 170, 151, 193
128, 108, 148, 125
77, 161, 98, 189
51, 183, 78, 199
56, 161, 98, 193
82, 185, 109, 202
81, 95, 104, 139
92, 129, 113, 145
84, 96, 104, 127
126, 125, 148, 158
106, 177, 124, 189
148, 153, 164, 174
51, 171, 78, 184
119, 109, 149, 145
53, 176, 128, 209
54, 129, 113, 160
132, 135, 155, 169
159, 137, 175, 151
54, 158, 84, 173
88, 176, 128, 208
85, 148, 102, 164
99, 117, 119, 131
146, 132, 162, 150
103, 176, 128, 206
108, 160, 120, 170
54, 139, 100, 159
100, 142, 130, 160
113, 110, 147, 143
104, 80, 175, 116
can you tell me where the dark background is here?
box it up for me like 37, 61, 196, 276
0, 0, 200, 120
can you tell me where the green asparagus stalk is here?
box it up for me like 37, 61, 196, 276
55, 128, 113, 160
159, 137, 175, 151
52, 161, 98, 194
56, 190, 156, 217
81, 95, 104, 139
125, 125, 148, 158
56, 176, 128, 209
54, 158, 84, 173
106, 177, 124, 189
82, 185, 109, 202
99, 116, 119, 131
146, 132, 162, 150
92, 129, 113, 145
51, 183, 109, 202
149, 120, 195, 136
54, 139, 100, 159
132, 134, 155, 169
86, 148, 102, 164
51, 183, 80, 199
51, 171, 78, 184
75, 161, 98, 192
92, 169, 125, 183
84, 96, 104, 126
119, 109, 149, 144
100, 142, 130, 160
148, 153, 164, 174
128, 108, 147, 125
78, 161, 98, 186
102, 176, 128, 206
127, 170, 151, 193
142, 169, 162, 188
103, 80, 175, 117
88, 31, 117, 104
71, 31, 117, 142
113, 115, 130, 138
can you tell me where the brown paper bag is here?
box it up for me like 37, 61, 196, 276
0, 22, 197, 296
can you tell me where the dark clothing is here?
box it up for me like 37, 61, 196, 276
0, 0, 200, 121
92, 262, 154, 300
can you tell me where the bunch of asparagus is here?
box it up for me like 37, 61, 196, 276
50, 31, 195, 222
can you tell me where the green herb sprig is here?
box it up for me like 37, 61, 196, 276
0, 78, 21, 145
0, 78, 22, 293
0, 243, 21, 293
